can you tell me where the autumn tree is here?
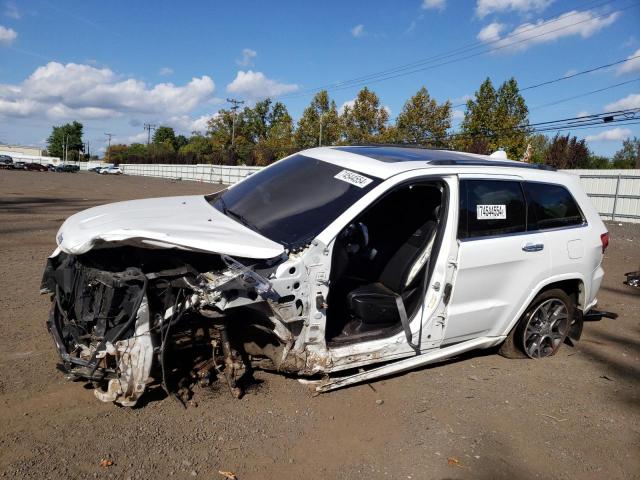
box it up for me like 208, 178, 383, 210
295, 90, 341, 148
396, 87, 451, 146
545, 134, 589, 169
341, 87, 389, 144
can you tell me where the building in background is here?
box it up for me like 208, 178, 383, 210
0, 144, 43, 157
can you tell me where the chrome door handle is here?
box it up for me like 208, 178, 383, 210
522, 243, 544, 252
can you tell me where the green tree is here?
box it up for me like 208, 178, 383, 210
294, 90, 341, 148
396, 87, 451, 146
262, 101, 295, 163
175, 134, 188, 151
152, 126, 177, 150
458, 78, 529, 159
587, 154, 612, 169
341, 87, 389, 144
46, 121, 84, 159
612, 137, 640, 169
494, 78, 529, 159
179, 133, 213, 157
128, 143, 148, 156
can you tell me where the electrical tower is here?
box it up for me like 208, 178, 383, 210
226, 98, 244, 148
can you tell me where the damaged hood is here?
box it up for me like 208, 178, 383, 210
55, 195, 285, 259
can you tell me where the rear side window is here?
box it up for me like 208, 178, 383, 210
523, 182, 585, 230
459, 180, 526, 239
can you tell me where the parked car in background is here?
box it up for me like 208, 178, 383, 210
0, 155, 13, 169
88, 165, 104, 173
26, 162, 49, 172
42, 145, 612, 407
11, 161, 27, 170
55, 164, 80, 173
46, 164, 56, 171
100, 166, 123, 175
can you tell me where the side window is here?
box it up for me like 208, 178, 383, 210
458, 180, 526, 239
524, 182, 585, 230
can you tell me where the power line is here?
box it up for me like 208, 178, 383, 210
452, 55, 640, 109
278, 0, 634, 99
434, 108, 640, 143
281, 0, 620, 97
530, 77, 640, 110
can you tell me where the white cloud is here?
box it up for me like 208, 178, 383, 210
166, 113, 217, 134
351, 24, 365, 38
585, 128, 632, 142
576, 110, 590, 118
158, 66, 174, 76
452, 109, 465, 120
605, 93, 640, 112
0, 24, 16, 45
236, 48, 257, 67
0, 61, 216, 120
226, 70, 298, 101
477, 22, 504, 42
617, 48, 640, 75
477, 10, 620, 52
422, 0, 446, 10
4, 2, 20, 19
476, 0, 553, 18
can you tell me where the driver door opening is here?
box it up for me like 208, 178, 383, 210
325, 180, 446, 345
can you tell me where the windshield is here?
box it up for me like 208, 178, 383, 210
209, 154, 381, 249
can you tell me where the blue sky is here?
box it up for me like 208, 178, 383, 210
0, 0, 639, 157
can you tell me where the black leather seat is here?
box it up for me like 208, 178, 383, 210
343, 212, 439, 335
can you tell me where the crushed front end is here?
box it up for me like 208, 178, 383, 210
41, 246, 314, 407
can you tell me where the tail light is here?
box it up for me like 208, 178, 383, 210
600, 232, 610, 254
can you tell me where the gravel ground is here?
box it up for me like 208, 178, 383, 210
0, 170, 638, 480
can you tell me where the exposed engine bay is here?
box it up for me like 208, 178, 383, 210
41, 246, 313, 407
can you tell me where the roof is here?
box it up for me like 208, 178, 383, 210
302, 145, 554, 180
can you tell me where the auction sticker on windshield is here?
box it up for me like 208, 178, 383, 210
334, 169, 373, 188
477, 204, 506, 220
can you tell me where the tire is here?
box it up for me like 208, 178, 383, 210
499, 288, 574, 359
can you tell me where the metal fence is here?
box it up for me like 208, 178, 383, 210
562, 169, 640, 224
120, 163, 262, 185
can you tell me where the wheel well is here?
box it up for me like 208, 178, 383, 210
539, 279, 584, 310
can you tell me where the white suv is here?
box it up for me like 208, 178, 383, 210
42, 146, 609, 406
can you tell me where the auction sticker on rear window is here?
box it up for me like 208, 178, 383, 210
477, 204, 506, 220
334, 169, 373, 188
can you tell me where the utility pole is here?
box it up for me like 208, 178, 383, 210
105, 133, 113, 163
63, 134, 68, 162
144, 123, 157, 147
226, 98, 244, 148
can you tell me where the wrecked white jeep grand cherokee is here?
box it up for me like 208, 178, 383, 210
41, 146, 611, 406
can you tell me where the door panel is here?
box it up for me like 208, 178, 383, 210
444, 178, 552, 343
445, 233, 550, 343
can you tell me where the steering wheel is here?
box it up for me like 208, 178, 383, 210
340, 222, 369, 254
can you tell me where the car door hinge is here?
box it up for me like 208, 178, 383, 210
435, 314, 446, 327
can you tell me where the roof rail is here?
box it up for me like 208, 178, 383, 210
426, 159, 557, 171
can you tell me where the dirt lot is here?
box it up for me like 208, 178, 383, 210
0, 169, 638, 480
